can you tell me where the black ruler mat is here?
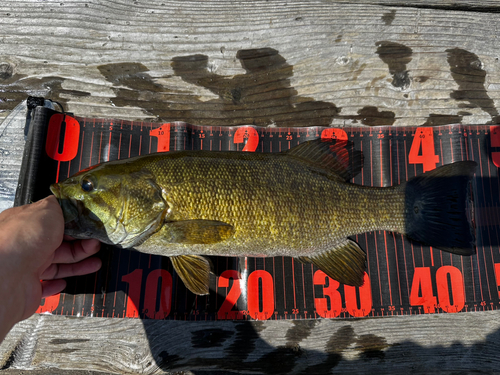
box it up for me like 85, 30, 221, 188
16, 105, 500, 320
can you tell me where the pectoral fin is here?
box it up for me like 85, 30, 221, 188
165, 220, 235, 244
170, 255, 212, 295
299, 239, 366, 286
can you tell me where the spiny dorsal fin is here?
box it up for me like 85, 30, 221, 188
299, 239, 366, 286
285, 139, 363, 181
165, 220, 235, 244
170, 255, 212, 295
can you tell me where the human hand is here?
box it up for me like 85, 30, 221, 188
0, 196, 101, 342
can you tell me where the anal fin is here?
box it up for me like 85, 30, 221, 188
299, 239, 366, 286
170, 255, 212, 295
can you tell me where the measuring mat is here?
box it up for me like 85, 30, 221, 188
16, 105, 500, 320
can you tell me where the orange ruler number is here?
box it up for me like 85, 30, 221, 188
409, 127, 439, 172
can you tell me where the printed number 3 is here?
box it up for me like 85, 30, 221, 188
490, 126, 500, 167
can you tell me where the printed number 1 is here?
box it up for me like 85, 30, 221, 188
150, 123, 171, 152
36, 294, 61, 313
409, 127, 439, 172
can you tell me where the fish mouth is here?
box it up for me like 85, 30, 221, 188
50, 183, 61, 199
50, 184, 80, 224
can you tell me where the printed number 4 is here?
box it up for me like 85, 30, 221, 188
409, 127, 439, 173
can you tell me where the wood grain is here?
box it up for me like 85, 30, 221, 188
1, 0, 500, 127
336, 0, 500, 11
2, 311, 500, 374
2, 0, 500, 373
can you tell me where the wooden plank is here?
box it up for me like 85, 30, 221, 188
336, 0, 500, 11
0, 103, 26, 211
2, 311, 500, 374
0, 0, 500, 127
1, 0, 500, 373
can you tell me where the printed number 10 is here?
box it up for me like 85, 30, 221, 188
122, 269, 172, 319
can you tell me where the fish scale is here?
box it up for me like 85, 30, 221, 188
136, 153, 402, 255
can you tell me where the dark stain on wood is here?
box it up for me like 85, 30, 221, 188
0, 62, 14, 80
191, 328, 233, 348
421, 114, 463, 126
356, 106, 396, 126
326, 325, 357, 353
375, 41, 412, 90
98, 48, 341, 127
155, 321, 303, 374
285, 320, 317, 347
54, 348, 79, 354
98, 63, 168, 94
169, 48, 341, 126
355, 333, 388, 360
446, 48, 499, 121
0, 343, 19, 370
225, 321, 265, 361
303, 325, 356, 372
257, 346, 303, 374
414, 76, 429, 83
381, 10, 396, 25
156, 350, 181, 369
50, 338, 90, 344
0, 75, 90, 112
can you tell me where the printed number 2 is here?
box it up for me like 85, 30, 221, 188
217, 270, 243, 319
233, 127, 259, 151
409, 127, 439, 172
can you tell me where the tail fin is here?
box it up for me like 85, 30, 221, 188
403, 161, 477, 255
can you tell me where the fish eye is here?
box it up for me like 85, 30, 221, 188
81, 175, 96, 192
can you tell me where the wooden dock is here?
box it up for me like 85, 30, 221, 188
1, 0, 500, 373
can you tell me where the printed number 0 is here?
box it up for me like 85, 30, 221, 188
45, 114, 80, 161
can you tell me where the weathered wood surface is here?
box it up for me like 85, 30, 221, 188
2, 0, 500, 373
336, 0, 500, 11
1, 0, 500, 128
2, 311, 500, 374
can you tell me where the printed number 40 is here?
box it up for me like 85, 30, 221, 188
409, 127, 439, 173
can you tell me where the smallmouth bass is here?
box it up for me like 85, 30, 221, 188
50, 140, 477, 295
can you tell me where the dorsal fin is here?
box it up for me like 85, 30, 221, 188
285, 139, 363, 181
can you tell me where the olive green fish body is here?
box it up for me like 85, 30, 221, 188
51, 140, 477, 295
134, 152, 405, 257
